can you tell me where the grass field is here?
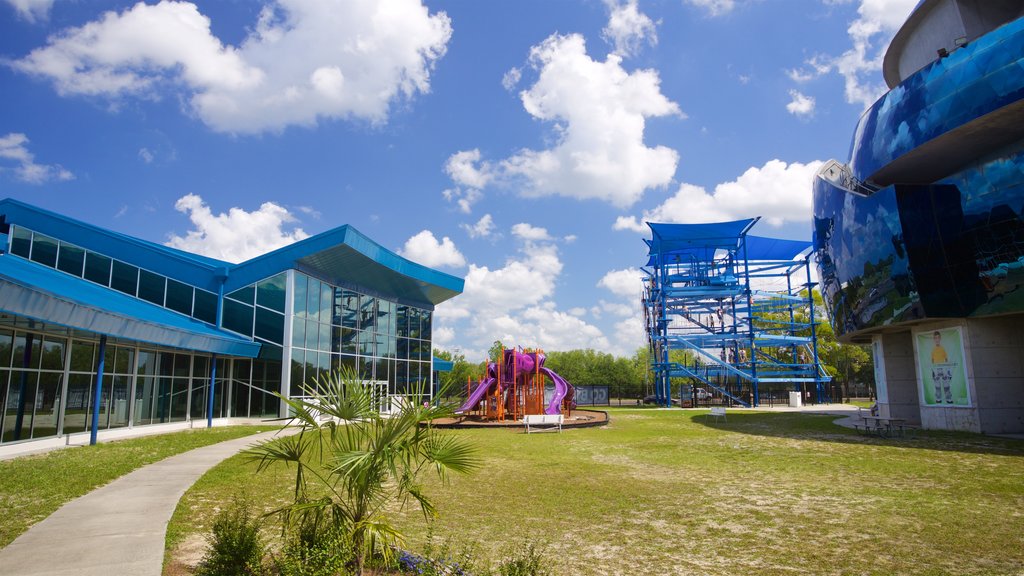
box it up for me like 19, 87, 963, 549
165, 409, 1024, 575
0, 425, 274, 548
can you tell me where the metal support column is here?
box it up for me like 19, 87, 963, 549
207, 354, 217, 428
90, 335, 107, 446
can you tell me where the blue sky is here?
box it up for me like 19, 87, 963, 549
0, 0, 917, 360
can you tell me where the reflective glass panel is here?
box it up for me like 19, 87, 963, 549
29, 233, 58, 268
62, 373, 91, 434
0, 330, 12, 368
165, 279, 194, 316
293, 274, 308, 320
306, 279, 321, 322
9, 227, 31, 258
56, 243, 85, 277
83, 252, 111, 286
254, 307, 284, 344
40, 337, 64, 371
138, 269, 166, 306
223, 299, 255, 336
110, 260, 139, 296
256, 273, 287, 312
341, 290, 359, 329
193, 289, 217, 324
227, 285, 255, 305
69, 340, 94, 372
108, 375, 130, 428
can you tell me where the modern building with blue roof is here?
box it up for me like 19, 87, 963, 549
813, 1, 1024, 433
0, 198, 463, 448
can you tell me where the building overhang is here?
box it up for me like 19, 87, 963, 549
0, 255, 261, 357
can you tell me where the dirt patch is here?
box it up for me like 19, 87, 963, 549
164, 533, 206, 576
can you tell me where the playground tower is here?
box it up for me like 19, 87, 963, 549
456, 347, 574, 421
642, 218, 830, 407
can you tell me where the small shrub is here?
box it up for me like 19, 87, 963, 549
496, 542, 550, 576
195, 497, 267, 576
395, 530, 488, 576
274, 524, 354, 576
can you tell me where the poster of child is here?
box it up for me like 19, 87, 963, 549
915, 327, 970, 406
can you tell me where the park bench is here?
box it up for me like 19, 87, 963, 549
523, 414, 563, 433
708, 406, 727, 423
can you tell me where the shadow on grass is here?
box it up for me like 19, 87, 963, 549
695, 410, 1024, 456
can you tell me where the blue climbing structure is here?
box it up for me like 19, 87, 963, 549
641, 218, 831, 407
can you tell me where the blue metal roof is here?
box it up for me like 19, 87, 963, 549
0, 198, 229, 292
0, 198, 464, 309
227, 225, 464, 309
0, 255, 261, 357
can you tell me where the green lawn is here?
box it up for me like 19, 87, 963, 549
165, 409, 1024, 575
0, 425, 274, 548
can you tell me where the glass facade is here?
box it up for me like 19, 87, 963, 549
289, 272, 432, 397
1, 221, 444, 445
849, 15, 1024, 182
0, 326, 284, 445
815, 139, 1024, 339
8, 226, 219, 326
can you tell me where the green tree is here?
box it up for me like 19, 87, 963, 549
432, 347, 477, 399
246, 370, 480, 575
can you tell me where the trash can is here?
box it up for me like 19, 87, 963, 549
788, 391, 802, 407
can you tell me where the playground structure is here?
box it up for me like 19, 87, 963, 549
456, 347, 575, 421
642, 218, 831, 408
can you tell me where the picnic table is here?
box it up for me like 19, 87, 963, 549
855, 415, 913, 438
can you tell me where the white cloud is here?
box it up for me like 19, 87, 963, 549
684, 0, 736, 17
443, 149, 491, 213
511, 223, 551, 242
785, 68, 814, 83
0, 132, 74, 184
138, 148, 155, 164
614, 159, 825, 230
563, 234, 577, 243
165, 194, 309, 262
602, 0, 657, 58
786, 90, 816, 117
434, 240, 612, 354
445, 148, 492, 189
501, 67, 521, 91
598, 267, 644, 298
13, 0, 452, 134
461, 213, 495, 239
500, 33, 681, 208
788, 0, 917, 109
5, 0, 54, 23
399, 230, 466, 269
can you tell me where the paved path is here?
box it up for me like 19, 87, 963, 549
0, 429, 289, 576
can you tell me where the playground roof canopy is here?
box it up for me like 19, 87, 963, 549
646, 220, 812, 266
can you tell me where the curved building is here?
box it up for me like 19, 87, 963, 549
0, 198, 462, 453
813, 0, 1024, 433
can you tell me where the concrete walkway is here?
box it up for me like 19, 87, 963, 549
0, 429, 288, 576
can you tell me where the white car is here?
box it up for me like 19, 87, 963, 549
695, 387, 712, 400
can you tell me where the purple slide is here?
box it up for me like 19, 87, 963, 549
540, 367, 570, 415
456, 376, 496, 413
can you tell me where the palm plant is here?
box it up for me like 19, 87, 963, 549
245, 368, 480, 575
